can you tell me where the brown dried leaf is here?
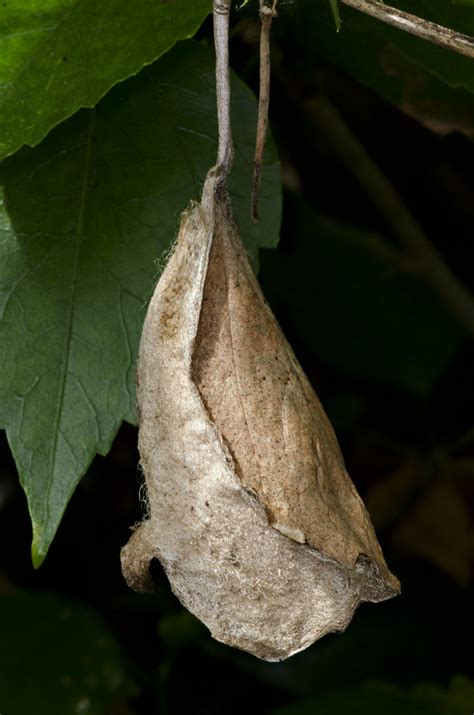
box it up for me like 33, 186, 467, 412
121, 170, 399, 661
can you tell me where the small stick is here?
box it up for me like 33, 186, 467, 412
341, 0, 474, 59
251, 0, 278, 223
214, 0, 234, 181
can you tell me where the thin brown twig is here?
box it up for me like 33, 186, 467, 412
251, 0, 278, 223
214, 0, 234, 181
341, 0, 474, 59
308, 96, 474, 336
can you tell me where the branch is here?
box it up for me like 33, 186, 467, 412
251, 1, 278, 223
213, 0, 234, 179
308, 96, 474, 336
341, 0, 474, 59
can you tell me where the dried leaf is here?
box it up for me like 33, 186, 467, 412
121, 170, 399, 661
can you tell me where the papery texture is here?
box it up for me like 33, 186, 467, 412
121, 170, 399, 661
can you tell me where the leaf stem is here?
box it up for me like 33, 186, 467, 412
341, 0, 474, 59
214, 0, 234, 180
308, 96, 474, 336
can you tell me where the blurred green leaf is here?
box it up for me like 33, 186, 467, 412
272, 683, 437, 715
0, 0, 212, 160
281, 0, 474, 136
393, 0, 474, 90
260, 199, 463, 392
272, 678, 474, 715
0, 40, 281, 566
413, 676, 474, 715
0, 591, 129, 715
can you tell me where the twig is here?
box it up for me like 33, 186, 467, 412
251, 0, 278, 223
308, 96, 474, 336
341, 0, 474, 59
214, 0, 234, 180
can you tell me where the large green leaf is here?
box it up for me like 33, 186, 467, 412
0, 40, 281, 567
0, 591, 130, 715
0, 0, 211, 160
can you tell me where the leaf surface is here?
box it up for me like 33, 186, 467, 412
0, 0, 211, 159
0, 40, 281, 566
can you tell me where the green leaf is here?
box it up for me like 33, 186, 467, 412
259, 199, 464, 393
0, 40, 282, 566
0, 0, 212, 160
0, 591, 130, 715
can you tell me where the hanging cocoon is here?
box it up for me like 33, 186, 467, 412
121, 169, 400, 661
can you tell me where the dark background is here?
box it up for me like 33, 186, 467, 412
1, 2, 473, 713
